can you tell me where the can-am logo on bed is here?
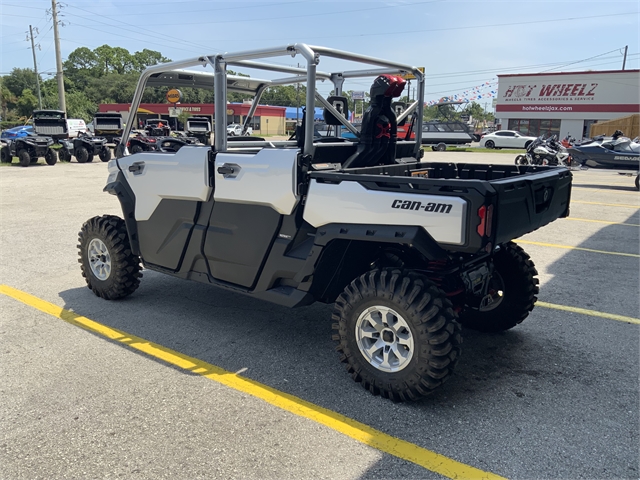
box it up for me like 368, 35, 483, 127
391, 199, 452, 214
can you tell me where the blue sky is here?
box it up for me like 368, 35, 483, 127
1, 0, 638, 107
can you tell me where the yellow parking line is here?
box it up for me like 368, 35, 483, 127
562, 217, 639, 227
538, 301, 640, 325
516, 240, 640, 257
571, 200, 639, 208
0, 284, 505, 480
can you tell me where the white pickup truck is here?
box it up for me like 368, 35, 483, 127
226, 123, 252, 136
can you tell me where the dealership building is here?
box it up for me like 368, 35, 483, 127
495, 69, 639, 140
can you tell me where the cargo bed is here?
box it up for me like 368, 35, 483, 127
308, 162, 572, 254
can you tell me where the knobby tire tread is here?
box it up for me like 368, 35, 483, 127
459, 241, 539, 332
332, 268, 462, 401
78, 215, 142, 300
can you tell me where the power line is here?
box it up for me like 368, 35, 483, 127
540, 47, 625, 73
115, 0, 444, 27
250, 11, 638, 42
64, 5, 225, 54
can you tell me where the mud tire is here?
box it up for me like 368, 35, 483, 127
78, 215, 142, 300
18, 149, 31, 167
45, 149, 58, 165
458, 242, 539, 332
75, 146, 90, 163
332, 268, 462, 401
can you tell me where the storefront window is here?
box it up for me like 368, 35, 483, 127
250, 116, 261, 130
508, 119, 560, 138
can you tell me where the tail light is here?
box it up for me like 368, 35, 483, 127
477, 204, 494, 237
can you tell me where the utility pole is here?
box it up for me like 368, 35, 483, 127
622, 45, 628, 70
51, 0, 66, 112
28, 25, 43, 109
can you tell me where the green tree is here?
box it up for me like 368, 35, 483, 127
93, 45, 134, 75
66, 91, 96, 121
40, 78, 61, 110
15, 88, 38, 117
84, 73, 139, 104
131, 49, 171, 71
0, 77, 17, 121
3, 68, 39, 99
261, 85, 305, 106
64, 47, 99, 75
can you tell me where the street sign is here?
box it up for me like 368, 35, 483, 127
400, 67, 425, 81
166, 89, 182, 103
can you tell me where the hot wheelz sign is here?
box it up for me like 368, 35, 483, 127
503, 83, 598, 102
496, 70, 639, 116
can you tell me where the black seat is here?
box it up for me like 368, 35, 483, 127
342, 75, 406, 169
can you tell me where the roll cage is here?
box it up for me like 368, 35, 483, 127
116, 43, 425, 159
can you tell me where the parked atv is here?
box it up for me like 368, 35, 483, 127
0, 109, 69, 167
93, 112, 123, 143
186, 116, 212, 145
127, 133, 160, 154
59, 132, 111, 163
33, 109, 68, 142
0, 134, 57, 167
144, 118, 171, 137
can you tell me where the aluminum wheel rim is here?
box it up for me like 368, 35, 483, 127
355, 305, 414, 373
478, 272, 505, 312
87, 238, 111, 281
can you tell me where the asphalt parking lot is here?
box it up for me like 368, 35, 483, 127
1, 152, 638, 479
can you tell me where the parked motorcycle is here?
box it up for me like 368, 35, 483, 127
515, 135, 574, 167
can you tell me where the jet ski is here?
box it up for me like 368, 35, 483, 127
568, 134, 640, 170
568, 131, 639, 189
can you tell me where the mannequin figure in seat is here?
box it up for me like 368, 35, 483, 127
342, 74, 406, 169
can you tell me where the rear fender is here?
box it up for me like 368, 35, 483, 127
298, 223, 448, 303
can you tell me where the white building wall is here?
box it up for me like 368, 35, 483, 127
560, 119, 584, 141
496, 70, 640, 138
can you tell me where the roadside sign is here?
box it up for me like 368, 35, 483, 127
169, 107, 182, 117
166, 89, 182, 103
351, 91, 365, 100
401, 67, 425, 81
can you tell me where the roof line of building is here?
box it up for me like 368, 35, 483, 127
498, 69, 640, 78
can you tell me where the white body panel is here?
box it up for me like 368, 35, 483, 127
214, 148, 299, 215
304, 180, 468, 245
117, 146, 212, 221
